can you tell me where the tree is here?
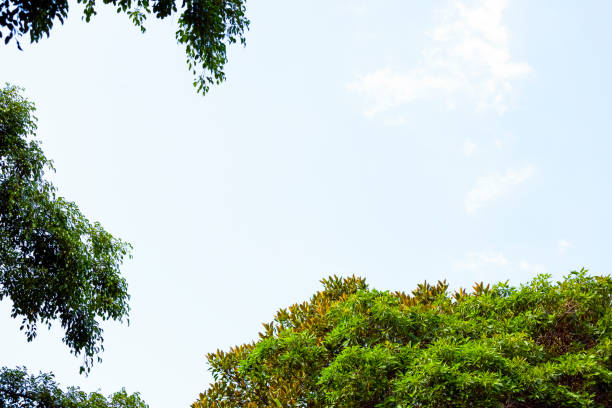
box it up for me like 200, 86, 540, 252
0, 84, 131, 373
0, 0, 249, 94
0, 366, 148, 408
193, 271, 611, 408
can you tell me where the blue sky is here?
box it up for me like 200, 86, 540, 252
1, 0, 611, 406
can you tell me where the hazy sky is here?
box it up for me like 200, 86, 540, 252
1, 0, 611, 407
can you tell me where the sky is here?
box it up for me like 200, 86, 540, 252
1, 0, 612, 406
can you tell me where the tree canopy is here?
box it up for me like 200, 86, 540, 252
0, 84, 131, 372
193, 271, 611, 408
0, 0, 249, 94
0, 366, 148, 408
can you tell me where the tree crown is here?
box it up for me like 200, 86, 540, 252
0, 366, 148, 408
0, 0, 249, 94
194, 271, 611, 408
0, 84, 132, 373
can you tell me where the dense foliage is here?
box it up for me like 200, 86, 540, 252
0, 0, 248, 94
194, 271, 611, 408
0, 84, 131, 372
0, 367, 148, 408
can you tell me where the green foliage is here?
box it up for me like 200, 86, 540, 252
0, 0, 249, 95
0, 84, 131, 372
193, 271, 612, 408
0, 367, 148, 407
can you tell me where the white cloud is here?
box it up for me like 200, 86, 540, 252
452, 251, 549, 289
465, 165, 534, 213
337, 0, 368, 16
452, 251, 509, 284
463, 139, 478, 156
558, 239, 572, 254
519, 260, 547, 275
453, 251, 508, 272
347, 0, 531, 117
382, 115, 407, 126
462, 138, 508, 156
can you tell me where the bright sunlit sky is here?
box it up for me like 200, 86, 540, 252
1, 0, 611, 406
